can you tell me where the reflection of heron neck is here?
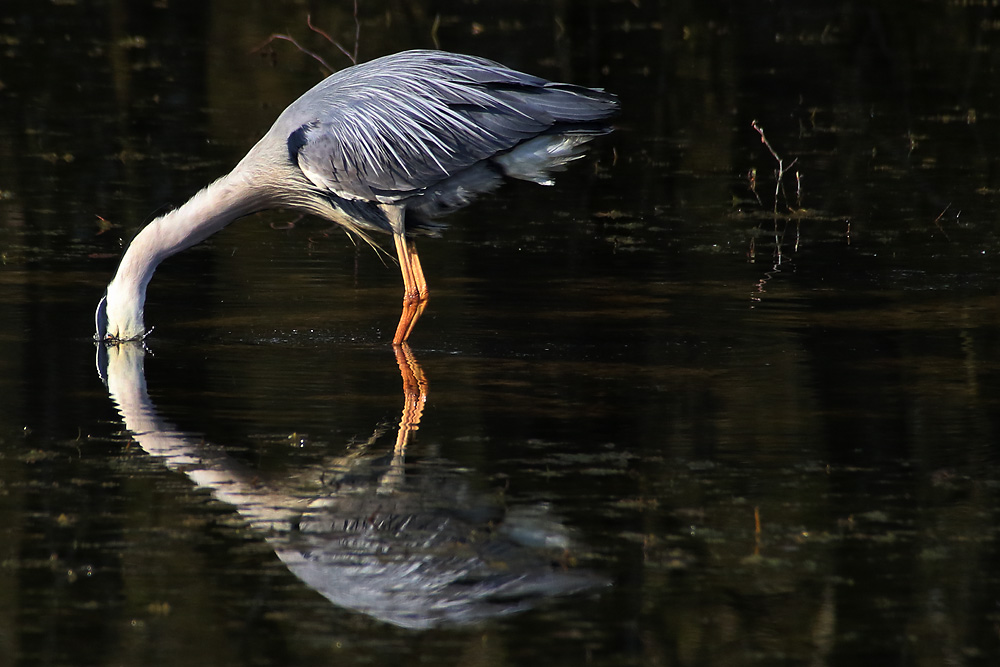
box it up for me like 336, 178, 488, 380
104, 343, 430, 530
105, 343, 301, 530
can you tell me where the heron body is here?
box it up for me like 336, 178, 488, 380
95, 49, 619, 344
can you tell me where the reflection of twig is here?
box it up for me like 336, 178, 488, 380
750, 224, 787, 303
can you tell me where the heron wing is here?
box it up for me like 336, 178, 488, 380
289, 51, 617, 205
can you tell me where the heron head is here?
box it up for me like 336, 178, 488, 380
95, 280, 148, 343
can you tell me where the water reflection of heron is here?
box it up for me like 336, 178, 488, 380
95, 50, 619, 344
98, 343, 606, 629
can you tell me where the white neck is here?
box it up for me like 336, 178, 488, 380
103, 169, 267, 340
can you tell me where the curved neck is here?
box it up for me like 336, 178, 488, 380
104, 168, 269, 340
119, 170, 265, 289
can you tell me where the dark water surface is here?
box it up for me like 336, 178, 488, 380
4, 1, 1000, 665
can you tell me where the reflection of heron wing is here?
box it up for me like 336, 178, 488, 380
101, 342, 608, 630
283, 492, 605, 630
289, 50, 619, 205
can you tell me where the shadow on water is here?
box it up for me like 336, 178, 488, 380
96, 341, 606, 630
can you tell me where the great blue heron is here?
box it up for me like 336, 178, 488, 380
95, 50, 619, 344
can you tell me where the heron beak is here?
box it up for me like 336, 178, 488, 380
95, 291, 109, 342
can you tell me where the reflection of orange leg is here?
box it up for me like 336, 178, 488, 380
392, 232, 429, 345
393, 342, 427, 456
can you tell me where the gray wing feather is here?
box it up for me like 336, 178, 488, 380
291, 51, 618, 205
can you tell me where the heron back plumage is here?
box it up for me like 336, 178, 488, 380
279, 50, 618, 231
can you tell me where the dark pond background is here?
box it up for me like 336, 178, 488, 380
4, 0, 1000, 664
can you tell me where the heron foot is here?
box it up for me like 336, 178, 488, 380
391, 227, 428, 343
393, 298, 427, 344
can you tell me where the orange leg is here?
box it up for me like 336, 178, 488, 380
393, 232, 415, 298
407, 241, 428, 300
392, 232, 429, 344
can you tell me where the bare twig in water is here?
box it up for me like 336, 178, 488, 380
270, 214, 304, 231
754, 506, 762, 556
251, 0, 361, 72
751, 120, 799, 213
932, 203, 952, 241
747, 167, 762, 207
251, 33, 336, 73
307, 13, 356, 65
308, 0, 360, 65
747, 120, 806, 306
431, 14, 442, 50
